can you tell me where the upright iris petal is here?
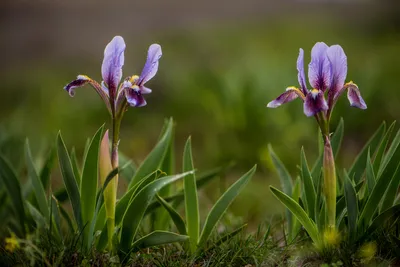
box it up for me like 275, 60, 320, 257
297, 48, 308, 95
101, 36, 126, 96
138, 44, 162, 86
124, 44, 162, 107
308, 42, 331, 92
327, 45, 347, 103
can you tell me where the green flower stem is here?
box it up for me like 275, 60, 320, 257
316, 112, 336, 230
104, 115, 122, 251
323, 133, 336, 229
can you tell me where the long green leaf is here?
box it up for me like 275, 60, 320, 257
25, 140, 49, 221
26, 201, 47, 229
348, 122, 386, 183
80, 125, 103, 248
95, 171, 157, 251
358, 139, 400, 229
378, 129, 400, 178
145, 166, 228, 213
300, 148, 316, 221
359, 204, 400, 242
198, 165, 256, 248
128, 118, 174, 188
39, 146, 56, 190
0, 155, 26, 237
156, 194, 187, 235
57, 132, 82, 229
366, 150, 376, 194
119, 171, 193, 254
373, 121, 396, 174
343, 171, 358, 240
129, 231, 188, 253
183, 137, 199, 252
270, 186, 320, 246
70, 148, 81, 186
289, 177, 301, 242
268, 145, 293, 233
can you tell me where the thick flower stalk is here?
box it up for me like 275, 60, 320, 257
64, 36, 162, 249
267, 42, 367, 230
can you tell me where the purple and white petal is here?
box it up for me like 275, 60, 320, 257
347, 83, 367, 109
64, 75, 90, 97
297, 48, 308, 94
101, 36, 126, 95
303, 90, 328, 117
138, 44, 162, 85
327, 45, 347, 102
125, 87, 147, 107
140, 86, 152, 94
267, 88, 300, 108
308, 42, 331, 92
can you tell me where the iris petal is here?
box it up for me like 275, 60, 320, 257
303, 90, 328, 117
297, 48, 308, 95
101, 36, 126, 96
138, 44, 162, 85
125, 88, 147, 107
347, 83, 367, 109
327, 45, 347, 104
308, 42, 331, 92
267, 87, 304, 108
64, 75, 111, 113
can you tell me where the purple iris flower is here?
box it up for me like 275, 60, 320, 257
267, 42, 366, 117
64, 36, 162, 115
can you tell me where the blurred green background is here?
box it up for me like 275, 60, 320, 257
1, 0, 399, 229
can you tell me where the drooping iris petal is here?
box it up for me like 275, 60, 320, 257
125, 87, 147, 107
101, 36, 126, 96
138, 44, 162, 85
308, 42, 331, 92
297, 48, 308, 95
304, 90, 328, 117
347, 83, 367, 109
327, 45, 347, 103
64, 75, 91, 97
267, 87, 304, 108
64, 75, 111, 113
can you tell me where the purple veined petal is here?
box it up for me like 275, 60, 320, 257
297, 48, 308, 94
347, 82, 367, 109
101, 36, 126, 96
125, 87, 147, 107
308, 42, 331, 92
303, 89, 328, 117
64, 75, 112, 113
101, 81, 110, 96
327, 45, 347, 103
140, 86, 152, 94
138, 44, 162, 85
64, 75, 90, 97
267, 87, 304, 108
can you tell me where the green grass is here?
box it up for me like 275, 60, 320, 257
1, 222, 399, 267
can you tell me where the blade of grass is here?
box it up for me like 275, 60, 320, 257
57, 132, 82, 229
183, 137, 199, 253
25, 140, 49, 221
119, 171, 194, 255
270, 186, 320, 246
198, 165, 256, 248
